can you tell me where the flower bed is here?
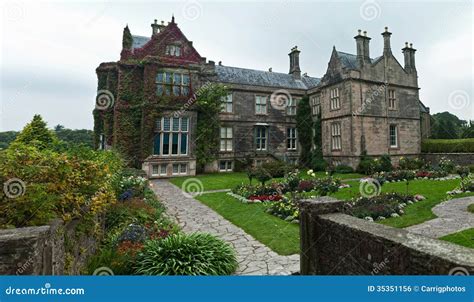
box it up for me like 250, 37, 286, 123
265, 197, 299, 223
344, 192, 423, 221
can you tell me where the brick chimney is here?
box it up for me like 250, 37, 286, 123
289, 46, 301, 79
381, 26, 392, 56
402, 42, 417, 72
354, 30, 371, 66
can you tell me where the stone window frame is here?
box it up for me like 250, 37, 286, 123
156, 70, 190, 97
219, 160, 233, 172
287, 127, 297, 150
221, 93, 233, 113
220, 126, 233, 152
165, 44, 182, 57
255, 95, 268, 115
331, 122, 342, 151
310, 95, 321, 116
255, 126, 267, 151
286, 97, 297, 116
389, 124, 399, 149
388, 89, 397, 110
151, 164, 168, 177
154, 116, 189, 156
172, 163, 188, 175
329, 87, 341, 111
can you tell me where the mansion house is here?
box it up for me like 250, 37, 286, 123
94, 17, 430, 178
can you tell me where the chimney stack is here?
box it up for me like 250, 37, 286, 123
381, 26, 392, 56
402, 42, 417, 72
354, 30, 371, 66
288, 46, 301, 79
151, 19, 160, 36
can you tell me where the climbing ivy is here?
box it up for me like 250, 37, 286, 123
296, 96, 313, 167
194, 83, 228, 172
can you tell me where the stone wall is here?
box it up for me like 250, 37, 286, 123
0, 219, 100, 275
300, 198, 474, 275
421, 153, 474, 167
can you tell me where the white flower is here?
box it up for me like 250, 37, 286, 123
307, 169, 313, 175
311, 173, 316, 177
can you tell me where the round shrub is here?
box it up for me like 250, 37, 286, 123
135, 233, 238, 275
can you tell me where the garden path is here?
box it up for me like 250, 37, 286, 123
150, 179, 300, 275
406, 196, 474, 238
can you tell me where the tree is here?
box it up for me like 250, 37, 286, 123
430, 111, 466, 139
13, 115, 58, 150
296, 96, 313, 167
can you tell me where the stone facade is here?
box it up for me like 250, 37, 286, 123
94, 19, 430, 177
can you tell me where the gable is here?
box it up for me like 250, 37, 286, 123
122, 22, 203, 65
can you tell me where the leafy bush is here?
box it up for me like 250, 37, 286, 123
379, 154, 393, 172
455, 166, 470, 179
262, 160, 291, 178
439, 157, 455, 173
266, 197, 299, 222
335, 164, 354, 174
254, 166, 272, 185
314, 176, 341, 196
398, 157, 424, 170
0, 143, 123, 228
422, 138, 474, 153
135, 233, 238, 275
377, 170, 415, 182
311, 155, 328, 171
345, 193, 414, 220
357, 155, 377, 175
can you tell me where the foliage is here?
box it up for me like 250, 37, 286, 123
13, 114, 58, 150
54, 125, 94, 148
194, 83, 228, 171
254, 166, 272, 185
379, 154, 393, 172
455, 166, 470, 179
122, 25, 133, 49
135, 233, 238, 275
398, 156, 424, 170
357, 154, 377, 175
265, 197, 299, 222
430, 111, 467, 139
345, 192, 414, 220
314, 175, 341, 196
296, 96, 313, 166
421, 138, 474, 153
439, 157, 455, 173
261, 160, 292, 178
0, 131, 18, 149
0, 143, 123, 229
335, 165, 354, 174
373, 170, 416, 183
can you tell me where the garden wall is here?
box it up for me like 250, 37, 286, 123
420, 153, 474, 167
0, 219, 99, 275
299, 198, 474, 275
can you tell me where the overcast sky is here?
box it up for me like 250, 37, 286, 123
0, 0, 472, 131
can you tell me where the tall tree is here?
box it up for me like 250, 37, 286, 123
296, 96, 313, 166
13, 114, 58, 149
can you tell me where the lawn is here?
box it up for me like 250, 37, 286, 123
331, 178, 474, 228
190, 177, 474, 254
195, 192, 300, 255
170, 171, 364, 192
440, 228, 474, 249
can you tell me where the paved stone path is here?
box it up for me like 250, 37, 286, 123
150, 179, 299, 275
406, 196, 474, 238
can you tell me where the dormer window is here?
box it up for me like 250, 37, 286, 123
165, 45, 181, 56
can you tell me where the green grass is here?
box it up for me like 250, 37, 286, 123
468, 204, 474, 214
194, 178, 474, 253
170, 171, 364, 192
195, 192, 299, 255
440, 228, 474, 249
330, 178, 474, 228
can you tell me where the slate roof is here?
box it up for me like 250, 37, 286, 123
419, 101, 429, 113
336, 51, 382, 69
215, 65, 321, 90
132, 35, 151, 49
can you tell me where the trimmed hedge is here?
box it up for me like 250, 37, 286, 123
421, 139, 474, 153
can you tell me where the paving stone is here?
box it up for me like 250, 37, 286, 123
406, 196, 474, 238
150, 179, 300, 275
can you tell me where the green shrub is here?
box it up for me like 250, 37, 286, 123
311, 153, 328, 171
135, 233, 238, 275
439, 157, 455, 173
421, 138, 474, 153
254, 166, 272, 185
398, 157, 424, 170
262, 160, 289, 178
357, 155, 376, 175
379, 154, 393, 172
335, 165, 354, 174
345, 192, 414, 220
469, 164, 474, 173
